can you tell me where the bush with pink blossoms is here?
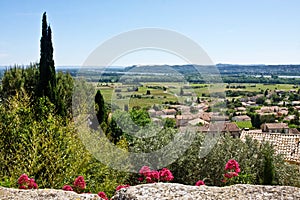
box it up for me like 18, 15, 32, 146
73, 176, 86, 193
17, 174, 38, 189
223, 159, 240, 185
116, 184, 130, 191
159, 168, 174, 182
62, 176, 86, 193
137, 166, 174, 183
195, 180, 205, 186
225, 159, 241, 173
62, 185, 73, 191
98, 191, 108, 200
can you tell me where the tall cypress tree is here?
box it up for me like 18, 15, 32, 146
95, 90, 106, 125
39, 12, 56, 102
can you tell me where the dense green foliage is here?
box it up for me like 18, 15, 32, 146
168, 134, 300, 187
0, 89, 129, 196
262, 145, 275, 185
0, 64, 39, 99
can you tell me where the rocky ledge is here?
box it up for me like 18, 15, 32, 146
1, 183, 300, 200
0, 186, 102, 200
112, 183, 300, 200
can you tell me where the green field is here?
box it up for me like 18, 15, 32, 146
95, 82, 298, 109
235, 121, 253, 129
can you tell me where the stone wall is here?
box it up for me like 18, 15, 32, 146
0, 186, 102, 200
112, 183, 300, 200
1, 183, 300, 200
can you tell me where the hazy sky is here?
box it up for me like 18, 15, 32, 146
1, 0, 300, 66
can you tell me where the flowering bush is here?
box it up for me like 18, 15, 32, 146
159, 168, 174, 182
116, 184, 130, 191
62, 185, 73, 191
73, 176, 86, 193
98, 191, 108, 200
223, 159, 240, 184
139, 166, 152, 178
18, 174, 38, 189
138, 166, 174, 183
225, 159, 241, 173
195, 180, 205, 186
62, 176, 86, 193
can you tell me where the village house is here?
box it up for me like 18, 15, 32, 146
241, 101, 256, 107
235, 107, 247, 112
284, 115, 295, 121
232, 115, 251, 122
199, 112, 211, 122
256, 106, 289, 117
261, 123, 289, 134
198, 122, 241, 138
148, 109, 156, 117
275, 89, 285, 95
294, 106, 300, 111
188, 118, 208, 126
292, 101, 300, 106
210, 115, 230, 122
278, 101, 290, 106
162, 109, 177, 115
176, 114, 201, 127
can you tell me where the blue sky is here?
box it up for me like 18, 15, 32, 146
0, 0, 300, 66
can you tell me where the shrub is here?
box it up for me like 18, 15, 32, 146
0, 91, 129, 196
195, 180, 205, 186
17, 174, 38, 189
98, 191, 108, 200
137, 166, 174, 183
168, 133, 300, 187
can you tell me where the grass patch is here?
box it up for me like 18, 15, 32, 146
235, 121, 252, 129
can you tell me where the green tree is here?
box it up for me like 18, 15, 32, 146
256, 96, 265, 105
130, 107, 151, 127
38, 12, 56, 102
180, 87, 184, 96
55, 72, 74, 117
249, 113, 261, 129
95, 90, 106, 125
262, 145, 275, 185
0, 64, 39, 99
264, 89, 269, 97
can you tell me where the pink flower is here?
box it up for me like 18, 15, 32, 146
150, 170, 160, 181
73, 176, 86, 191
98, 191, 108, 200
139, 166, 152, 177
159, 168, 174, 182
18, 174, 29, 185
116, 184, 130, 191
19, 185, 27, 189
235, 167, 241, 173
18, 174, 38, 189
62, 185, 73, 191
28, 178, 38, 189
195, 180, 205, 186
225, 159, 240, 171
145, 176, 153, 183
224, 159, 241, 181
224, 172, 239, 179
